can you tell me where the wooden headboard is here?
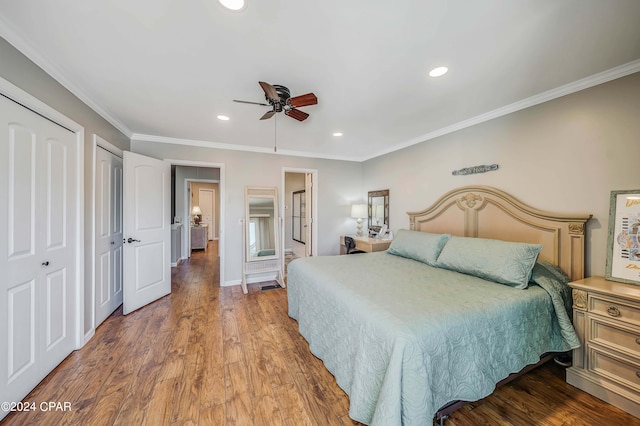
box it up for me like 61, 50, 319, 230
408, 186, 592, 280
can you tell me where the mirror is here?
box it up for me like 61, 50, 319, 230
247, 195, 277, 261
242, 186, 284, 294
292, 190, 306, 244
368, 189, 389, 236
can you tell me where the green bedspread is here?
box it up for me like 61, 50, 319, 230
287, 252, 579, 425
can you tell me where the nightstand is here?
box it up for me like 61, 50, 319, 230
567, 276, 640, 417
191, 225, 207, 251
339, 235, 392, 254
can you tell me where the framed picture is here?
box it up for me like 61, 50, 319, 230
606, 189, 640, 285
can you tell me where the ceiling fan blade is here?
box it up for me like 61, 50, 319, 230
289, 92, 317, 107
286, 108, 309, 121
260, 110, 276, 120
259, 81, 280, 101
234, 99, 270, 106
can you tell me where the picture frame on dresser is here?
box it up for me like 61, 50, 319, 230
606, 189, 640, 285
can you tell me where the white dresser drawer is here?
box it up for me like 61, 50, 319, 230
590, 294, 640, 327
589, 346, 640, 393
589, 316, 640, 359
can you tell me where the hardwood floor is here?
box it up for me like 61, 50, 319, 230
3, 241, 640, 425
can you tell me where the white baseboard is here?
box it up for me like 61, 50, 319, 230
223, 271, 278, 287
83, 329, 95, 346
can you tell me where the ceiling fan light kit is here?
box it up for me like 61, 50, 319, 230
234, 81, 318, 122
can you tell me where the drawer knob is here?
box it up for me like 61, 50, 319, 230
636, 338, 640, 345
607, 305, 621, 317
636, 372, 640, 379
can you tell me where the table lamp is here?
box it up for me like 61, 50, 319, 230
350, 204, 367, 237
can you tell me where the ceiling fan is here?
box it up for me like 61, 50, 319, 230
234, 81, 318, 121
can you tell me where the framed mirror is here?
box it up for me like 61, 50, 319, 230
242, 186, 284, 294
292, 190, 306, 244
368, 189, 389, 236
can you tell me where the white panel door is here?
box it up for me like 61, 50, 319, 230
0, 95, 76, 417
199, 188, 214, 240
95, 147, 123, 326
122, 151, 171, 315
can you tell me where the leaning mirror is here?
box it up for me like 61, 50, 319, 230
247, 196, 277, 260
368, 189, 389, 236
242, 186, 284, 294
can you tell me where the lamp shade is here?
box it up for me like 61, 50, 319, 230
192, 205, 202, 215
350, 204, 367, 219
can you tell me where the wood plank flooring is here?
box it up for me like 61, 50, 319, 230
3, 241, 640, 425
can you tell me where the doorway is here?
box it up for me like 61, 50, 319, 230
169, 161, 225, 285
0, 77, 84, 419
282, 168, 317, 259
185, 180, 219, 255
198, 188, 215, 241
94, 137, 124, 328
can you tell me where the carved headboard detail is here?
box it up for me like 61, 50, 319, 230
408, 186, 592, 280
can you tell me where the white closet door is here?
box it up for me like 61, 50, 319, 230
122, 151, 171, 315
95, 147, 123, 326
0, 95, 77, 415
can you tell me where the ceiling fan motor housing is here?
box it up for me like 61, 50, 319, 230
267, 85, 292, 112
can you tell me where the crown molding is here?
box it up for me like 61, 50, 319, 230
365, 59, 640, 161
131, 133, 362, 162
0, 16, 133, 138
2, 11, 637, 163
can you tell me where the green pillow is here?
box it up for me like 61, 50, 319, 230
435, 236, 542, 289
387, 229, 451, 266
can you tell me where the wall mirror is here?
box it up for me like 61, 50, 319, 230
292, 189, 306, 244
368, 189, 389, 236
242, 186, 284, 294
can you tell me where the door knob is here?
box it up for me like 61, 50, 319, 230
126, 237, 141, 244
42, 261, 50, 266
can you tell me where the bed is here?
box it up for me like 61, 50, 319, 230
287, 186, 592, 425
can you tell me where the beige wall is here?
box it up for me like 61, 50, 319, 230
132, 140, 363, 285
363, 72, 640, 277
0, 37, 131, 337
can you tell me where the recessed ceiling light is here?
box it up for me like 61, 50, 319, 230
219, 0, 246, 11
429, 66, 448, 77
333, 132, 343, 137
217, 115, 230, 121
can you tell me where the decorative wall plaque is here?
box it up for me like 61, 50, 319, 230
452, 164, 499, 176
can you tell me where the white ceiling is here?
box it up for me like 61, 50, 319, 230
1, 0, 640, 161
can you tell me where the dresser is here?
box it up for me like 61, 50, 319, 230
567, 276, 640, 417
191, 225, 208, 251
340, 235, 392, 254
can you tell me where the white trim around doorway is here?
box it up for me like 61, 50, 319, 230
281, 167, 318, 259
166, 159, 226, 287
